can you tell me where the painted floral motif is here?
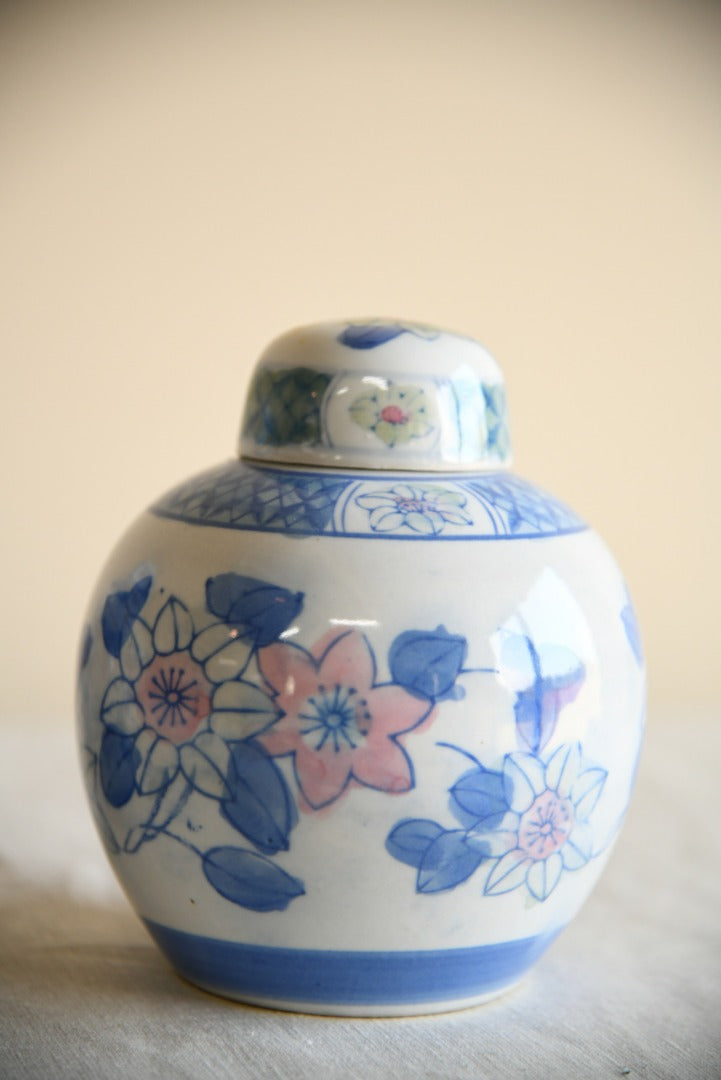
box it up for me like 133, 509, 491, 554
85, 565, 612, 914
135, 653, 212, 745
257, 631, 432, 808
98, 581, 289, 805
476, 744, 606, 900
337, 321, 440, 350
492, 630, 585, 753
386, 621, 609, 902
355, 483, 473, 536
85, 574, 465, 913
386, 739, 607, 901
349, 384, 432, 447
87, 573, 308, 911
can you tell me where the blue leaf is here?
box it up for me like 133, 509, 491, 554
513, 687, 544, 754
449, 767, 508, 829
337, 323, 407, 349
385, 819, 445, 868
221, 740, 297, 855
99, 730, 139, 807
417, 830, 488, 894
205, 574, 303, 646
389, 626, 467, 701
101, 576, 152, 658
503, 636, 584, 753
202, 846, 305, 911
514, 679, 584, 754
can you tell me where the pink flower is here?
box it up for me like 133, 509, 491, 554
379, 404, 409, 426
135, 651, 212, 746
517, 790, 574, 860
480, 744, 607, 902
257, 630, 431, 809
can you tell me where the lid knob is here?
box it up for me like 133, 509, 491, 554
239, 319, 511, 471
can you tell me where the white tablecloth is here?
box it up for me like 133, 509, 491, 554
1, 715, 719, 1079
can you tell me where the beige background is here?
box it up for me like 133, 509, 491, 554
1, 0, 719, 723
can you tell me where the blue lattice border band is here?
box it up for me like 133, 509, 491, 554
240, 367, 511, 470
151, 462, 586, 540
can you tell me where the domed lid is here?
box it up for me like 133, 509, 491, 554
239, 319, 511, 471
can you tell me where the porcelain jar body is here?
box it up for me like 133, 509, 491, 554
77, 322, 644, 1015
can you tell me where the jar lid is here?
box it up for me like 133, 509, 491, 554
239, 319, 511, 471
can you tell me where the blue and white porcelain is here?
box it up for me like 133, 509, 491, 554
77, 319, 644, 1016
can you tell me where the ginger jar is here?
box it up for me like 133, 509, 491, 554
77, 319, 645, 1015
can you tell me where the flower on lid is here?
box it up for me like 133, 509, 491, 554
349, 384, 431, 448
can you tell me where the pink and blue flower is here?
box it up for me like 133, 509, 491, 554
356, 483, 472, 535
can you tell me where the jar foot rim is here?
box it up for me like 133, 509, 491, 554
144, 918, 562, 1016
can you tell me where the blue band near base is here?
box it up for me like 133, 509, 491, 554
144, 920, 560, 1007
